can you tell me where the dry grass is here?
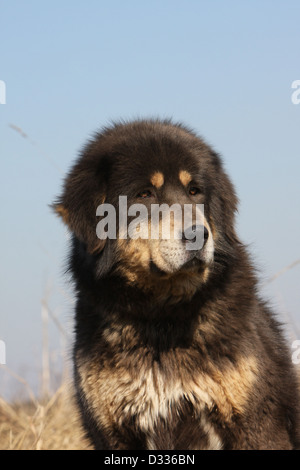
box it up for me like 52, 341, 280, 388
0, 384, 92, 450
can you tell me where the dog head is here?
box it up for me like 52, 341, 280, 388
53, 119, 239, 300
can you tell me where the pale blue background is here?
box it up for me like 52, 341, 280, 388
1, 0, 300, 399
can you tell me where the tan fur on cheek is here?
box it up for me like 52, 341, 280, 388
116, 238, 151, 283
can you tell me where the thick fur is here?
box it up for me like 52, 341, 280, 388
53, 119, 300, 450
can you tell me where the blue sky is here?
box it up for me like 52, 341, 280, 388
1, 0, 300, 399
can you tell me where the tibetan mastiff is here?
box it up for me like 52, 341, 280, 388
53, 119, 300, 450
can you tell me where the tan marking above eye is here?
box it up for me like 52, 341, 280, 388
179, 170, 192, 187
150, 172, 164, 189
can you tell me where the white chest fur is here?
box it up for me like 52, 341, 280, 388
77, 347, 225, 450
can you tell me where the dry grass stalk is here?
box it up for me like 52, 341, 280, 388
0, 383, 91, 450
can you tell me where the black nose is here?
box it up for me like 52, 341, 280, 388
182, 225, 209, 245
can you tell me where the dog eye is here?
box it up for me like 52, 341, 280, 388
137, 190, 153, 198
189, 187, 201, 196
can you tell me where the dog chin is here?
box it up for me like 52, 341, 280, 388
153, 251, 207, 275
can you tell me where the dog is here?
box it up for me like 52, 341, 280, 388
53, 119, 300, 450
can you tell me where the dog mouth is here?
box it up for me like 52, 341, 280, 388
149, 261, 169, 276
150, 250, 206, 276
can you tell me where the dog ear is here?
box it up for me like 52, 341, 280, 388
51, 157, 107, 255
